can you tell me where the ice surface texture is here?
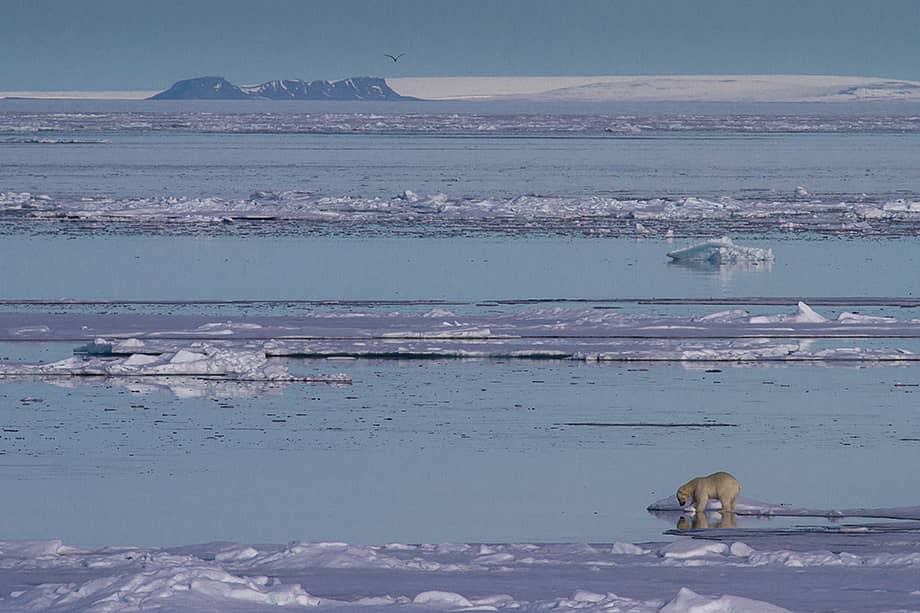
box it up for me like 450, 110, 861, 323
4, 527, 920, 611
2, 305, 919, 371
4, 190, 920, 237
5, 111, 920, 135
648, 495, 920, 520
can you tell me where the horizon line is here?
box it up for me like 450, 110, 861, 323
4, 73, 920, 102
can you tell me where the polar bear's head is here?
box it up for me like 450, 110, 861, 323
676, 482, 694, 506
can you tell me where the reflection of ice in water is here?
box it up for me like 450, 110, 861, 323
3, 303, 920, 370
0, 341, 351, 399
666, 237, 774, 285
666, 237, 774, 266
43, 375, 297, 399
714, 257, 773, 286
0, 342, 351, 381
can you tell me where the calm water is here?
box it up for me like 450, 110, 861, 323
1, 235, 918, 302
2, 360, 918, 546
1, 99, 919, 547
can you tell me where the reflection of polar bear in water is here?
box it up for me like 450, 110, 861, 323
676, 512, 737, 530
676, 471, 740, 513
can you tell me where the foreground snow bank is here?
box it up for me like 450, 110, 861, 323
0, 540, 808, 612
660, 588, 790, 613
7, 528, 920, 611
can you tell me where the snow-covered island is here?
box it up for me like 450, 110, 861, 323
148, 76, 417, 101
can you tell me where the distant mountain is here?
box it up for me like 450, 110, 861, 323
149, 76, 416, 101
148, 76, 250, 100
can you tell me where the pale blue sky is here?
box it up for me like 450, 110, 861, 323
2, 0, 920, 90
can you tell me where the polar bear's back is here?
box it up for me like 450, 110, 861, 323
704, 471, 741, 496
680, 471, 740, 498
705, 471, 739, 484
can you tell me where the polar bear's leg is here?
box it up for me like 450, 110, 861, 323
693, 493, 709, 514
722, 495, 737, 513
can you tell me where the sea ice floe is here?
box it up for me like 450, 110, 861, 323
647, 496, 920, 521
3, 304, 919, 373
837, 312, 897, 323
666, 237, 774, 266
4, 109, 920, 135
4, 190, 920, 236
0, 342, 350, 385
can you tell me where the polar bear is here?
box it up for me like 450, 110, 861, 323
676, 471, 740, 514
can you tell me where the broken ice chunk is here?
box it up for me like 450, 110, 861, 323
666, 237, 774, 266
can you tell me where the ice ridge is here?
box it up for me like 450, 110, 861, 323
4, 191, 920, 237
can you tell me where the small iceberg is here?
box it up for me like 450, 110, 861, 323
666, 237, 774, 266
749, 301, 827, 324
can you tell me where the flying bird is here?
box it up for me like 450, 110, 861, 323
384, 53, 406, 62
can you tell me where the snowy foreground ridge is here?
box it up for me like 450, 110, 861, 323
0, 540, 793, 612
3, 497, 920, 613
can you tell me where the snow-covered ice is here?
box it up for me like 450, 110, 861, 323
1, 304, 919, 375
648, 495, 920, 521
3, 511, 920, 612
0, 340, 350, 387
748, 301, 828, 324
4, 190, 920, 236
6, 104, 920, 136
4, 94, 920, 613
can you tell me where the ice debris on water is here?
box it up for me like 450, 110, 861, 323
0, 342, 351, 384
666, 236, 774, 266
837, 312, 897, 324
4, 190, 920, 237
5, 307, 920, 366
748, 302, 827, 324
